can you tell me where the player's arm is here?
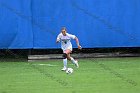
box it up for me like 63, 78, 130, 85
75, 36, 82, 49
69, 34, 82, 49
56, 39, 60, 43
56, 34, 60, 43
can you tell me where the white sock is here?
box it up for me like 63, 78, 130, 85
63, 58, 67, 68
70, 57, 76, 64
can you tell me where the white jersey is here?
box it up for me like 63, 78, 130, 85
57, 33, 76, 51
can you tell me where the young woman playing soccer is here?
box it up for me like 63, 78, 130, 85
56, 27, 82, 71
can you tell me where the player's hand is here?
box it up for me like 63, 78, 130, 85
56, 40, 60, 43
78, 45, 82, 50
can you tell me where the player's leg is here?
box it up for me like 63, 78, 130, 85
61, 51, 68, 71
61, 58, 67, 71
69, 55, 79, 68
66, 50, 79, 68
64, 49, 71, 60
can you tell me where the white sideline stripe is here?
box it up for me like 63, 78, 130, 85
33, 64, 58, 66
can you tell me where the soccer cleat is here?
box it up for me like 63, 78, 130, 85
75, 60, 79, 68
61, 67, 67, 71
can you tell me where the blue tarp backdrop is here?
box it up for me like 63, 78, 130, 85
0, 0, 140, 49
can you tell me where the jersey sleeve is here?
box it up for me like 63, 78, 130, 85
68, 34, 76, 39
56, 34, 61, 41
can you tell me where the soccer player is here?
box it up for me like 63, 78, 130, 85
56, 27, 82, 71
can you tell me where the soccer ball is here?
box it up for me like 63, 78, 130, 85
66, 68, 73, 74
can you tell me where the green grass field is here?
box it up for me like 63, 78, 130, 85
0, 57, 140, 93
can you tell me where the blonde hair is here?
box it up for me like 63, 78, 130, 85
61, 27, 67, 31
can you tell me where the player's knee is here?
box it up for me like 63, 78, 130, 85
67, 56, 71, 60
63, 53, 67, 59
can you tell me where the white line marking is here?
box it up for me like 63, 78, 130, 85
33, 64, 58, 67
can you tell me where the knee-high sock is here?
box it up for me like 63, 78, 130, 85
63, 58, 67, 68
70, 57, 76, 64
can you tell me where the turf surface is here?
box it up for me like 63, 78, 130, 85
0, 57, 140, 93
